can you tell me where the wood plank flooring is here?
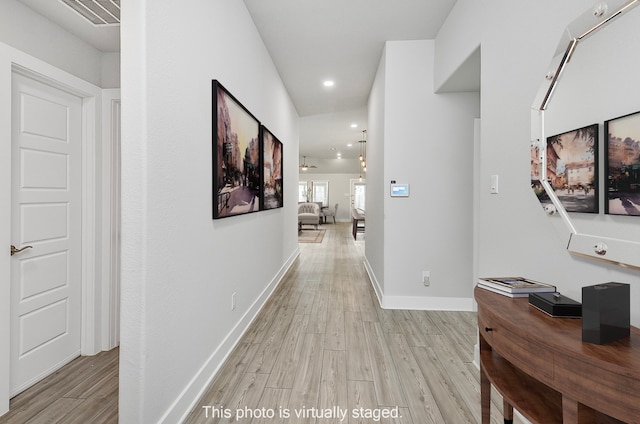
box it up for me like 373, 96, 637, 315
0, 348, 118, 424
1, 223, 515, 423
184, 223, 510, 424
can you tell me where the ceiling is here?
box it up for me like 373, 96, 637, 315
18, 0, 470, 164
18, 0, 120, 52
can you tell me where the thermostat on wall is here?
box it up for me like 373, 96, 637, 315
390, 183, 410, 197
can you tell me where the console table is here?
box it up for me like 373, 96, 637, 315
475, 285, 640, 424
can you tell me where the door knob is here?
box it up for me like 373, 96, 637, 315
10, 245, 33, 256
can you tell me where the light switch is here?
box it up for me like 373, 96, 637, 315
490, 174, 499, 194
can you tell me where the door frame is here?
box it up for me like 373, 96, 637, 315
0, 43, 114, 415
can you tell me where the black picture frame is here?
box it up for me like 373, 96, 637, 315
546, 123, 599, 213
212, 80, 261, 219
605, 110, 640, 216
260, 125, 283, 210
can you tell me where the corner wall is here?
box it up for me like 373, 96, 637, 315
439, 0, 640, 323
120, 1, 299, 422
367, 40, 480, 310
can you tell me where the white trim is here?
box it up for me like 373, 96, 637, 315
379, 294, 474, 311
363, 256, 383, 306
81, 94, 98, 356
160, 247, 301, 424
0, 41, 103, 416
364, 256, 474, 311
100, 91, 121, 350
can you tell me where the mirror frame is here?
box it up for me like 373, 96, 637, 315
532, 0, 640, 269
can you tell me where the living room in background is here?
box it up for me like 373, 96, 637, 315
298, 180, 329, 206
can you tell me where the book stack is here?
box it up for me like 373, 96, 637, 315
478, 277, 556, 298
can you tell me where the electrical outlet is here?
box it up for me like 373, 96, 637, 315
231, 292, 237, 311
422, 271, 430, 286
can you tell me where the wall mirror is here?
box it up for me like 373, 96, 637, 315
531, 0, 640, 269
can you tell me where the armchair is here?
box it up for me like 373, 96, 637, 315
298, 202, 320, 230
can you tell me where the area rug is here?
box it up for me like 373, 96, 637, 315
298, 229, 326, 243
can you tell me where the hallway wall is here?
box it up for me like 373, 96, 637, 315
366, 40, 480, 309
438, 0, 640, 323
120, 1, 299, 422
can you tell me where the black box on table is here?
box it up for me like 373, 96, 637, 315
582, 282, 630, 345
529, 292, 581, 318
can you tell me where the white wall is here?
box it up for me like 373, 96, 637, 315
298, 172, 361, 223
366, 40, 480, 310
120, 1, 299, 422
438, 0, 640, 324
433, 0, 481, 92
101, 52, 120, 89
366, 46, 386, 294
0, 0, 104, 87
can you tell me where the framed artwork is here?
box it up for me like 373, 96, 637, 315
212, 80, 261, 219
260, 126, 283, 210
605, 110, 640, 215
546, 123, 599, 213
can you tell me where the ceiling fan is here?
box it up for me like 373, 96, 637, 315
299, 156, 317, 170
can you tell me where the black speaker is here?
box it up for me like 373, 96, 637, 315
582, 282, 630, 345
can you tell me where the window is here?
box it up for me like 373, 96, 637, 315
352, 180, 366, 211
298, 181, 308, 202
298, 181, 329, 205
313, 181, 328, 206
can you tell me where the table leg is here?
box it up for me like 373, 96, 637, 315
480, 363, 491, 424
503, 399, 513, 424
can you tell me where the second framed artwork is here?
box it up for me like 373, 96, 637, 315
546, 123, 599, 213
261, 126, 283, 210
605, 110, 640, 216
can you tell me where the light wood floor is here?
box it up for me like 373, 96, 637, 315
1, 223, 511, 423
184, 223, 508, 424
0, 348, 118, 424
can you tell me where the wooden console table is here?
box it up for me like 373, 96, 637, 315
475, 286, 640, 424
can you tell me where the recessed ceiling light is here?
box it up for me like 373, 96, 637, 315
323, 80, 335, 87
350, 123, 358, 128
347, 143, 353, 147
330, 147, 337, 151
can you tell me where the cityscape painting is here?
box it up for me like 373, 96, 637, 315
605, 110, 640, 216
261, 126, 283, 210
545, 124, 599, 213
213, 80, 261, 219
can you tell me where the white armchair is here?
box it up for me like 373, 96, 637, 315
298, 202, 320, 229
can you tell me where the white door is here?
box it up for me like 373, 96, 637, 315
350, 179, 366, 211
10, 73, 82, 395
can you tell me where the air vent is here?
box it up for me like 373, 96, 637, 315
60, 0, 120, 26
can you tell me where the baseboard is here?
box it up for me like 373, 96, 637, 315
363, 257, 474, 311
363, 256, 383, 306
159, 247, 301, 424
380, 295, 474, 311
